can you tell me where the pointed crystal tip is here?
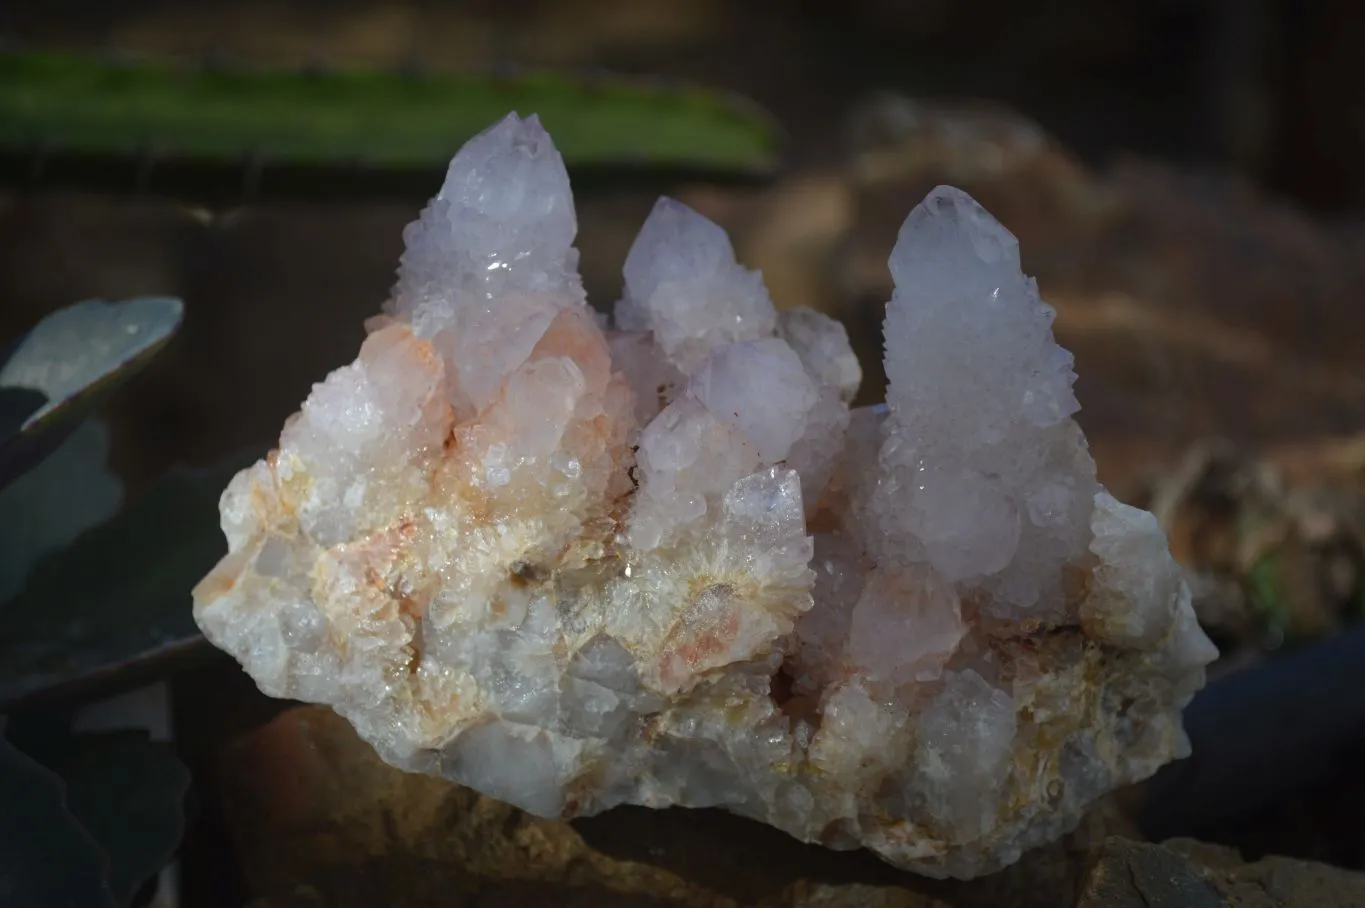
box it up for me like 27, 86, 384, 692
622, 197, 736, 302
889, 185, 1022, 294
614, 196, 775, 371
432, 111, 573, 237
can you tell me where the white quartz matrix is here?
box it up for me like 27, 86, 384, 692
193, 113, 1217, 879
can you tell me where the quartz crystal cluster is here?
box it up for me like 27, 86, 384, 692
193, 113, 1217, 879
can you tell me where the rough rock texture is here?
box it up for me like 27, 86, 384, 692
191, 701, 1365, 908
1075, 838, 1365, 908
192, 113, 1216, 879
208, 702, 1117, 908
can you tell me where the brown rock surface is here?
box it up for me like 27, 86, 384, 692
203, 701, 1365, 907
1137, 439, 1365, 667
1076, 837, 1365, 908
210, 704, 1122, 908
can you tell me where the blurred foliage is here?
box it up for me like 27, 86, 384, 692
0, 297, 182, 491
0, 387, 47, 472
0, 49, 781, 198
3, 721, 191, 907
0, 296, 201, 907
0, 733, 118, 908
1247, 553, 1291, 644
0, 419, 123, 602
0, 447, 260, 709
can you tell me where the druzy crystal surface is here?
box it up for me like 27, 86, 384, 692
192, 114, 1216, 879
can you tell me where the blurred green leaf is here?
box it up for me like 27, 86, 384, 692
0, 296, 183, 491
0, 734, 118, 908
1, 50, 780, 178
1247, 553, 1291, 642
0, 448, 262, 709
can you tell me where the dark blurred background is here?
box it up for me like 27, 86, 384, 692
4, 0, 1365, 503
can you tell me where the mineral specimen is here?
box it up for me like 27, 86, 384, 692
192, 113, 1217, 879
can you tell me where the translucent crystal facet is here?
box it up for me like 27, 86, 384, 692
193, 114, 1216, 880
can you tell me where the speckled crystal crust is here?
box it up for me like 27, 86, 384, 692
192, 114, 1216, 880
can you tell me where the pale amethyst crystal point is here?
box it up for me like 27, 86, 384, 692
193, 114, 1216, 880
617, 196, 778, 374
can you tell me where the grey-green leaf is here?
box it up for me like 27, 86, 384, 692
0, 419, 124, 603
0, 296, 183, 431
0, 296, 183, 490
0, 448, 262, 709
7, 728, 190, 907
0, 734, 118, 908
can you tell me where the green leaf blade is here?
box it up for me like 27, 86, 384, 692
0, 50, 780, 176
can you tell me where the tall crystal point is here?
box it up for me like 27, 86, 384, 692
193, 113, 1216, 880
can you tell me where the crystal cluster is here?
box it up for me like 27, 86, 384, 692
193, 114, 1216, 879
